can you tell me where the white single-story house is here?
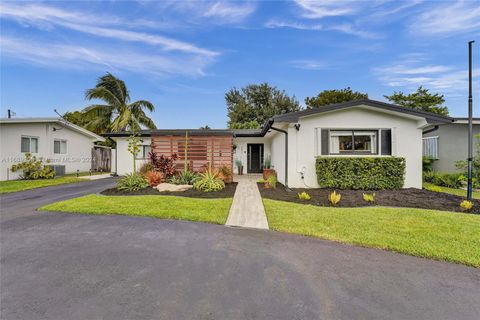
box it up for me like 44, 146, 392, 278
0, 117, 105, 181
423, 118, 480, 172
107, 99, 452, 188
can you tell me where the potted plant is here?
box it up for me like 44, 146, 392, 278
235, 159, 243, 175
262, 155, 276, 179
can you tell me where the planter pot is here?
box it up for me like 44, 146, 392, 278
263, 168, 276, 180
238, 166, 244, 175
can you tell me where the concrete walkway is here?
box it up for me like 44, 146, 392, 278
226, 174, 269, 229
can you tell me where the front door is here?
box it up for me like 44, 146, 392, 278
247, 144, 264, 173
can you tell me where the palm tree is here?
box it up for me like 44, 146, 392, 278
82, 73, 157, 132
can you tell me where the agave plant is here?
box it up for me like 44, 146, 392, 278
193, 168, 225, 192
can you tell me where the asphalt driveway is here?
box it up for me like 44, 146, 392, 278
1, 179, 479, 319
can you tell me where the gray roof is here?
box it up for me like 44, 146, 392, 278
271, 99, 453, 124
104, 99, 454, 138
0, 117, 105, 141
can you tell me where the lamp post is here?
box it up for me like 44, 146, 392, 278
467, 40, 475, 200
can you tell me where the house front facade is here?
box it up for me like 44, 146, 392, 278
108, 99, 452, 189
0, 118, 105, 180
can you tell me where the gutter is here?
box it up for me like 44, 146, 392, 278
422, 125, 439, 135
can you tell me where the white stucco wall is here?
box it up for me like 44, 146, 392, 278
269, 129, 287, 184
0, 122, 98, 180
113, 137, 151, 175
287, 107, 424, 188
233, 137, 271, 174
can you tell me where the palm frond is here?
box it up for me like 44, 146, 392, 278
129, 100, 155, 112
85, 87, 122, 107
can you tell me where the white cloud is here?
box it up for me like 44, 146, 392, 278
290, 59, 327, 70
0, 2, 218, 56
265, 20, 323, 30
0, 36, 213, 77
204, 2, 256, 22
374, 56, 478, 94
264, 19, 378, 38
294, 0, 357, 19
413, 1, 480, 36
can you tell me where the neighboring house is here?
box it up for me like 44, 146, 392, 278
106, 99, 452, 189
0, 118, 105, 181
423, 118, 480, 173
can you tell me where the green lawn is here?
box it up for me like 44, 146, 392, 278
39, 194, 232, 225
0, 177, 85, 194
423, 182, 480, 199
263, 199, 480, 267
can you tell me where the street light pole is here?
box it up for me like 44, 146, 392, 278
467, 40, 475, 200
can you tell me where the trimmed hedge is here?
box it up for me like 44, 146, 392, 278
316, 157, 406, 190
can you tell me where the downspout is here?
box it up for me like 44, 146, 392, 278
268, 119, 289, 189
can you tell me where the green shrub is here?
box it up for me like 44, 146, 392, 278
10, 153, 55, 180
267, 174, 277, 189
257, 178, 266, 183
460, 200, 473, 211
193, 168, 225, 192
117, 173, 149, 191
328, 190, 341, 206
423, 171, 463, 188
298, 191, 311, 200
169, 170, 199, 185
422, 156, 434, 172
316, 157, 405, 190
362, 193, 376, 203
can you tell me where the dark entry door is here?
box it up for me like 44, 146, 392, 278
247, 144, 264, 173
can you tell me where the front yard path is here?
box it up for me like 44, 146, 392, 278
226, 174, 269, 229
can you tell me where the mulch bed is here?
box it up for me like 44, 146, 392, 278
101, 182, 237, 199
258, 183, 480, 214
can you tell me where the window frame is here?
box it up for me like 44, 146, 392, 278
53, 139, 67, 154
142, 145, 151, 159
21, 136, 39, 153
326, 129, 380, 155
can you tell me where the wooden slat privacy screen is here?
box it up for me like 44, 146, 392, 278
151, 134, 233, 172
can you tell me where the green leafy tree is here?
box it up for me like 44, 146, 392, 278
127, 132, 141, 172
82, 73, 157, 132
384, 86, 449, 116
226, 83, 301, 129
305, 87, 368, 109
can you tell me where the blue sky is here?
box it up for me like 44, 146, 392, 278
1, 0, 479, 128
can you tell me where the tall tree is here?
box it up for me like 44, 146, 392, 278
384, 86, 449, 116
305, 87, 368, 109
82, 73, 157, 132
226, 83, 301, 129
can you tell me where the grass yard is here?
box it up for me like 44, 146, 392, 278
423, 182, 480, 199
0, 177, 85, 194
40, 194, 232, 225
263, 199, 480, 267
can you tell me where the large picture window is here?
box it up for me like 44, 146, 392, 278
329, 130, 378, 154
21, 136, 38, 153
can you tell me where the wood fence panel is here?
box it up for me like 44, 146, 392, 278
151, 134, 233, 173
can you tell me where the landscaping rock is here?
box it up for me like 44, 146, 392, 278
155, 183, 193, 192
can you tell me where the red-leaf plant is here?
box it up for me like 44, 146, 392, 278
149, 152, 178, 178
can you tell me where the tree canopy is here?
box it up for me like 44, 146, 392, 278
384, 86, 449, 116
81, 73, 157, 133
305, 87, 368, 109
226, 83, 301, 129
